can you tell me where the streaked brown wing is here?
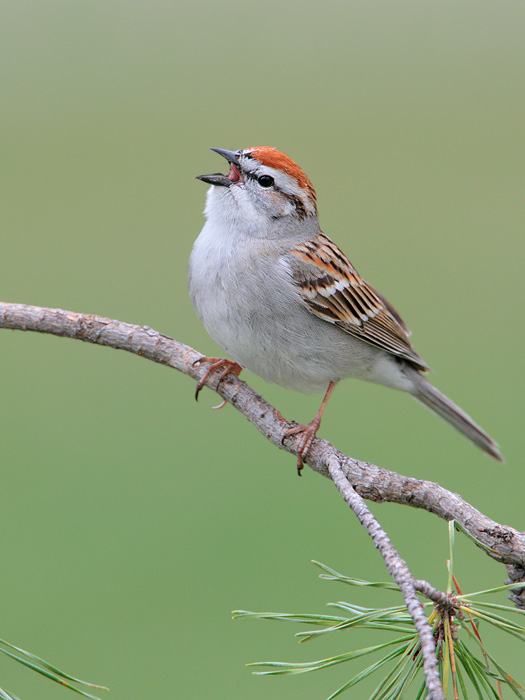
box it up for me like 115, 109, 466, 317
286, 232, 429, 371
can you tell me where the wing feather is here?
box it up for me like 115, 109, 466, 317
286, 232, 429, 371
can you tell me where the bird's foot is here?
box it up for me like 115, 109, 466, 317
283, 416, 322, 476
192, 357, 243, 404
282, 381, 337, 476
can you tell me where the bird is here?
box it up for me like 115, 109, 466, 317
188, 146, 503, 473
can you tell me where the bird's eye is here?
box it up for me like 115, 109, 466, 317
257, 175, 274, 188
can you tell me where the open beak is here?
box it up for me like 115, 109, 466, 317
196, 148, 241, 187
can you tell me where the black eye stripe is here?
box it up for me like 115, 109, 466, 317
243, 169, 278, 188
240, 169, 308, 217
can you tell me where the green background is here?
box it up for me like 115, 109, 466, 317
1, 1, 524, 698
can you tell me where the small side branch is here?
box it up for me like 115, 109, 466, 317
1, 302, 524, 570
414, 580, 454, 609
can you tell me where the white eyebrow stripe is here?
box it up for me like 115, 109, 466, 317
240, 158, 316, 212
241, 158, 307, 197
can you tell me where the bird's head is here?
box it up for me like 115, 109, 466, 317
197, 147, 318, 240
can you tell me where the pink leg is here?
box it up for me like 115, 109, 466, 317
284, 381, 337, 475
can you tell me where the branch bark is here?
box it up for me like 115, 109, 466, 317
5, 301, 525, 698
1, 303, 523, 569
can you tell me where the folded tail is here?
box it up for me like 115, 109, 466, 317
411, 375, 504, 462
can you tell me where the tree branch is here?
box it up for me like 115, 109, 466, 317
5, 301, 525, 698
1, 303, 523, 570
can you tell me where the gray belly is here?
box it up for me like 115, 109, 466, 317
188, 233, 412, 394
190, 265, 387, 394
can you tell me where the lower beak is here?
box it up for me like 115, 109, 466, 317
196, 148, 242, 187
195, 173, 233, 187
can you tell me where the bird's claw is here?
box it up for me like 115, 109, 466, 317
193, 357, 242, 402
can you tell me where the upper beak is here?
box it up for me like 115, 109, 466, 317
209, 148, 240, 166
196, 148, 241, 187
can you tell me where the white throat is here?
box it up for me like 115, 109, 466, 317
204, 185, 319, 244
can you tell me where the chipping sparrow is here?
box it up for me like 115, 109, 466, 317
188, 146, 503, 472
